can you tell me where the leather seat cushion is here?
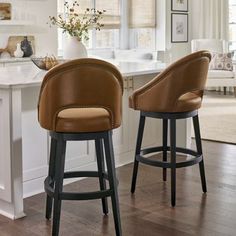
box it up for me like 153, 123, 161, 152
129, 92, 202, 113
208, 70, 235, 78
55, 107, 112, 133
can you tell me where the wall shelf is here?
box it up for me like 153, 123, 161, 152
0, 20, 33, 26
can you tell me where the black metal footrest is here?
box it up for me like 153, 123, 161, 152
44, 170, 114, 201
136, 146, 202, 168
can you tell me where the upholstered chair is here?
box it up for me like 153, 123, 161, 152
192, 39, 236, 96
129, 51, 211, 206
38, 58, 123, 236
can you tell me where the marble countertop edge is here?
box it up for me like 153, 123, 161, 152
0, 61, 166, 89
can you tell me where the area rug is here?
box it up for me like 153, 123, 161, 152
197, 94, 236, 144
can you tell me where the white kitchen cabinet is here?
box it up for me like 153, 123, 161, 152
0, 62, 190, 219
128, 74, 162, 150
21, 74, 161, 199
21, 87, 48, 197
64, 141, 95, 171
112, 74, 162, 167
112, 77, 130, 156
20, 72, 188, 199
125, 74, 190, 150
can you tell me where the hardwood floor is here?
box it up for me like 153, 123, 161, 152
1, 141, 236, 235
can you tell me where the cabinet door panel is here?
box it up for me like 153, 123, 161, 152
64, 141, 95, 171
21, 87, 48, 182
113, 124, 128, 155
129, 74, 162, 150
113, 78, 130, 155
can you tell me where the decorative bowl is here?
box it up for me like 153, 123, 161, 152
31, 57, 65, 70
31, 57, 47, 70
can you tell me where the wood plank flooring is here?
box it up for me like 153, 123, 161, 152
1, 141, 236, 235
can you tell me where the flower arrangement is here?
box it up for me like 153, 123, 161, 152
49, 1, 105, 41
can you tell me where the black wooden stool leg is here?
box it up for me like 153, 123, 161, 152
193, 115, 207, 193
131, 114, 146, 193
170, 119, 176, 207
95, 139, 109, 215
104, 131, 122, 236
52, 137, 66, 236
163, 119, 168, 181
46, 138, 57, 220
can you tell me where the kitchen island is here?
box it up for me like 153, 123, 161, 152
0, 60, 191, 219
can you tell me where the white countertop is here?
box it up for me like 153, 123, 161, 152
0, 60, 166, 89
0, 57, 31, 63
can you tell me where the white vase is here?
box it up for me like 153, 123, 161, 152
64, 36, 88, 60
14, 43, 24, 58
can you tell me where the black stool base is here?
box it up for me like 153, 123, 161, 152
131, 110, 207, 207
46, 130, 122, 236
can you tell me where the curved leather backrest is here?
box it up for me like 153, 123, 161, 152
38, 58, 123, 131
129, 51, 211, 113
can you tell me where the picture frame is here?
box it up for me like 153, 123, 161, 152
171, 13, 188, 43
171, 0, 188, 12
0, 3, 11, 20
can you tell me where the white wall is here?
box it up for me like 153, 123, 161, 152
190, 0, 201, 40
156, 0, 166, 51
165, 0, 192, 62
0, 0, 58, 56
157, 0, 193, 63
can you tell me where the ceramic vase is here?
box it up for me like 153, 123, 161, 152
21, 36, 33, 57
14, 43, 24, 58
64, 36, 88, 59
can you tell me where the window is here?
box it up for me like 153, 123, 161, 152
128, 0, 156, 49
229, 0, 236, 60
95, 0, 120, 48
128, 0, 156, 28
58, 0, 120, 52
57, 0, 157, 53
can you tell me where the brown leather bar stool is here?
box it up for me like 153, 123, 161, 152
129, 51, 211, 206
38, 58, 123, 236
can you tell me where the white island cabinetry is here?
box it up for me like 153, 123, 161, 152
112, 74, 162, 166
0, 61, 189, 219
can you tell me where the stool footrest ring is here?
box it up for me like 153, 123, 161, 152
64, 171, 109, 180
60, 189, 113, 201
137, 146, 202, 168
44, 170, 115, 201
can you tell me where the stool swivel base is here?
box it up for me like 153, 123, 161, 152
131, 110, 207, 207
45, 130, 122, 236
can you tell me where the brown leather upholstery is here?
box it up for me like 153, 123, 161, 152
129, 51, 211, 113
38, 58, 123, 133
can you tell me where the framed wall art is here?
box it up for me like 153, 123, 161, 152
171, 13, 188, 43
0, 3, 11, 20
171, 0, 188, 12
